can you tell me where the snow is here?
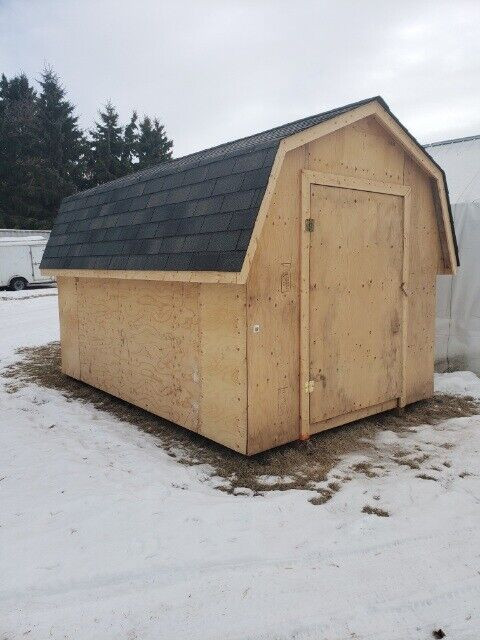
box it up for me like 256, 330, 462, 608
0, 236, 46, 243
1, 288, 480, 639
434, 370, 480, 399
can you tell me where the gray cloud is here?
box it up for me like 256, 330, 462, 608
1, 0, 479, 156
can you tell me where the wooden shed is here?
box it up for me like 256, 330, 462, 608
42, 97, 458, 455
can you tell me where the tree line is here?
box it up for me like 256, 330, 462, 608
0, 68, 173, 229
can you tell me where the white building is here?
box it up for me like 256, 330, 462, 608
426, 135, 480, 374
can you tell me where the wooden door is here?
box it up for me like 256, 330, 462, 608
308, 183, 404, 428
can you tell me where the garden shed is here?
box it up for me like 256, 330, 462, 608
42, 96, 458, 455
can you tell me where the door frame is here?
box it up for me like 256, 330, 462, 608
299, 170, 411, 439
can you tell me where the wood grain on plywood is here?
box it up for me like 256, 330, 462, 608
309, 184, 404, 424
120, 280, 201, 432
77, 277, 123, 397
199, 284, 247, 453
57, 276, 80, 378
246, 146, 305, 454
403, 156, 441, 403
72, 277, 250, 450
306, 116, 405, 186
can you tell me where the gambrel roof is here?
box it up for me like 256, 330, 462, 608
42, 96, 458, 276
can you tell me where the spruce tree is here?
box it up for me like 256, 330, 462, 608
137, 116, 173, 170
121, 110, 138, 173
0, 73, 43, 228
86, 101, 125, 186
36, 67, 86, 222
0, 69, 175, 228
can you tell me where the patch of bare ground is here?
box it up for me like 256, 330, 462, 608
393, 453, 430, 470
362, 505, 390, 517
351, 461, 383, 478
3, 342, 480, 498
309, 490, 333, 506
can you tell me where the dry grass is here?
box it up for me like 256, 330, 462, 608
3, 341, 480, 499
362, 505, 390, 517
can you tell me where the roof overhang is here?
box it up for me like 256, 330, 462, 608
42, 99, 457, 284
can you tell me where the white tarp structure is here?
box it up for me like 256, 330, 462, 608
0, 228, 50, 239
426, 135, 480, 374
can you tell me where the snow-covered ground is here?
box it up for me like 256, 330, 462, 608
1, 288, 480, 640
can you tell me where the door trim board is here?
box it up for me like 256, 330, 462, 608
299, 170, 411, 439
310, 399, 398, 435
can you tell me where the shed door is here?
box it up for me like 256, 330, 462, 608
309, 184, 404, 426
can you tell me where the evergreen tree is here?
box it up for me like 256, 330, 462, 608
86, 101, 125, 186
0, 73, 44, 228
36, 67, 86, 222
121, 110, 138, 172
137, 115, 173, 170
0, 67, 175, 229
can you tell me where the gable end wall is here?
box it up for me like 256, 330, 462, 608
246, 115, 442, 454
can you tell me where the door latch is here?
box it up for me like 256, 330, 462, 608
305, 218, 315, 232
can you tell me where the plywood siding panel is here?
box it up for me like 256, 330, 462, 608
306, 122, 440, 406
309, 185, 404, 426
246, 146, 305, 454
77, 278, 124, 398
120, 280, 201, 431
67, 277, 248, 451
403, 156, 442, 403
199, 284, 247, 453
57, 276, 80, 378
306, 116, 405, 185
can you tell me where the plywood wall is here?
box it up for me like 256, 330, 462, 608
246, 115, 442, 453
246, 146, 305, 454
403, 156, 442, 402
57, 276, 80, 379
199, 284, 247, 452
305, 115, 441, 404
305, 116, 405, 185
57, 277, 248, 453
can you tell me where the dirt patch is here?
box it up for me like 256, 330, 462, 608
393, 453, 430, 470
362, 505, 390, 517
3, 342, 480, 497
309, 489, 334, 506
351, 461, 383, 478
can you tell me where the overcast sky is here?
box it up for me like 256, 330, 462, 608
2, 0, 479, 157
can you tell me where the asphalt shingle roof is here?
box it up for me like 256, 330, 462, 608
41, 96, 459, 272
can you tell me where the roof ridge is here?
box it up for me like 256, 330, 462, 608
68, 96, 384, 200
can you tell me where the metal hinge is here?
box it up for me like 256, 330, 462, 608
304, 380, 315, 394
305, 218, 315, 232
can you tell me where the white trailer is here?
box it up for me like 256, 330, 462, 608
0, 236, 55, 290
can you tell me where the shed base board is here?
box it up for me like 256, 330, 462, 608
310, 399, 399, 435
